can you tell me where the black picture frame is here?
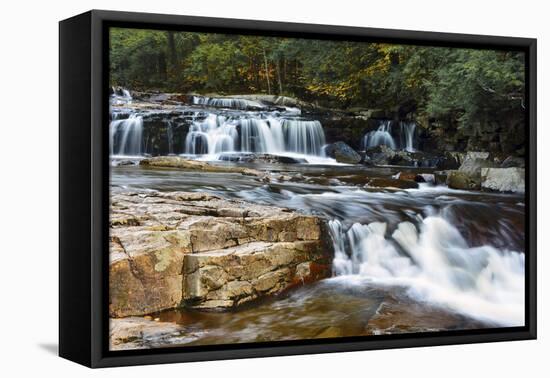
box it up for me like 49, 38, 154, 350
59, 9, 537, 368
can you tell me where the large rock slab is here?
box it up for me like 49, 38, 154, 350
183, 241, 330, 309
481, 167, 525, 193
140, 156, 264, 177
110, 191, 331, 317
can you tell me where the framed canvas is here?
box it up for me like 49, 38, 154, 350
59, 10, 537, 368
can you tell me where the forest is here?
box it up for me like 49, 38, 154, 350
110, 28, 525, 129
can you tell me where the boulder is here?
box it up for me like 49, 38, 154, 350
434, 151, 464, 170
446, 170, 479, 190
109, 191, 332, 317
465, 151, 490, 161
481, 168, 525, 193
434, 170, 449, 185
447, 156, 497, 190
364, 145, 396, 165
501, 156, 526, 168
324, 141, 362, 164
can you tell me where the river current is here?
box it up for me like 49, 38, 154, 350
111, 161, 525, 347
109, 95, 525, 347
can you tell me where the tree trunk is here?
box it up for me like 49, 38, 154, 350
262, 48, 271, 95
167, 31, 177, 70
276, 58, 283, 95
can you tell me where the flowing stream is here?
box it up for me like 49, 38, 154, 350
363, 120, 417, 152
110, 94, 525, 347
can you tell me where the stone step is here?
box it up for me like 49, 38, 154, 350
183, 241, 331, 310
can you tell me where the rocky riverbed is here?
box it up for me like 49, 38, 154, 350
108, 91, 526, 350
110, 190, 331, 317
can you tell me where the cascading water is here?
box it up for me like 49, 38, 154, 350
399, 121, 416, 152
282, 120, 326, 155
328, 216, 525, 326
363, 120, 396, 150
109, 114, 143, 156
110, 87, 133, 106
166, 121, 174, 155
363, 120, 416, 152
184, 114, 326, 157
192, 95, 264, 110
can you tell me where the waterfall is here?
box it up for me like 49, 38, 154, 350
400, 121, 416, 152
328, 217, 525, 326
192, 95, 264, 110
184, 114, 326, 157
109, 114, 143, 156
282, 120, 326, 155
185, 114, 237, 155
111, 87, 132, 106
363, 120, 417, 151
166, 121, 174, 155
363, 120, 396, 150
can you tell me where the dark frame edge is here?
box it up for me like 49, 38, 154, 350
59, 11, 94, 367
527, 38, 537, 340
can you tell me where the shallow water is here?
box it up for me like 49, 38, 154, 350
111, 162, 525, 346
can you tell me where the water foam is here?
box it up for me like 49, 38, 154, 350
328, 216, 525, 326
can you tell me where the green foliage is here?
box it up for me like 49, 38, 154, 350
425, 49, 525, 127
110, 28, 525, 130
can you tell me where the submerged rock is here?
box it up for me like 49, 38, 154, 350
324, 141, 362, 164
367, 177, 419, 190
395, 172, 426, 183
109, 191, 332, 317
218, 153, 307, 164
140, 156, 264, 177
481, 167, 525, 193
110, 317, 187, 350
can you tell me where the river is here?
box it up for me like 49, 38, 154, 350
109, 94, 525, 347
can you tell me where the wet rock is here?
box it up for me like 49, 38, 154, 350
501, 156, 526, 168
324, 141, 362, 164
434, 151, 464, 170
434, 170, 449, 185
110, 317, 193, 351
447, 156, 498, 190
218, 153, 307, 164
367, 177, 419, 190
458, 157, 497, 176
183, 241, 330, 309
316, 326, 344, 339
465, 151, 490, 161
364, 145, 396, 165
110, 191, 331, 316
481, 168, 525, 193
140, 156, 264, 177
364, 295, 488, 335
446, 170, 479, 190
395, 172, 426, 183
